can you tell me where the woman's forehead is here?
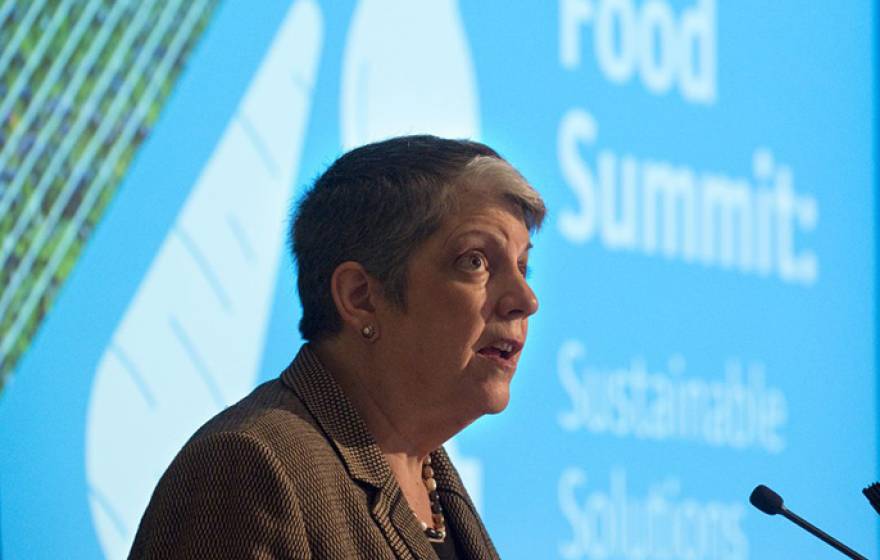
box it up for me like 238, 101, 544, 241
450, 187, 526, 218
439, 198, 531, 248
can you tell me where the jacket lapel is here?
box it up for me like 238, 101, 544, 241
280, 345, 387, 487
280, 346, 441, 560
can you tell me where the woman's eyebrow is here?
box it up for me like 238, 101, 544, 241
447, 230, 533, 257
446, 229, 502, 248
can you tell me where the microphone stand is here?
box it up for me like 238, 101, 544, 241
778, 505, 868, 560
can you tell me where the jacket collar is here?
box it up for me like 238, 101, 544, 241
280, 344, 391, 489
280, 345, 498, 560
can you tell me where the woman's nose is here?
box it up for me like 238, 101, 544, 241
497, 271, 539, 320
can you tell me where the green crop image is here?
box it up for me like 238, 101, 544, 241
0, 0, 220, 393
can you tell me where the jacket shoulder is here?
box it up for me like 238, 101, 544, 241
129, 409, 312, 558
190, 379, 329, 456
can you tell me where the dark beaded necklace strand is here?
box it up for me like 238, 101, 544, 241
421, 454, 446, 543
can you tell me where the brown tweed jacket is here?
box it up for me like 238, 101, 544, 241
129, 345, 500, 559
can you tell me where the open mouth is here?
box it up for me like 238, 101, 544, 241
476, 340, 522, 362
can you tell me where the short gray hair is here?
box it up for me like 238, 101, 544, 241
290, 135, 545, 342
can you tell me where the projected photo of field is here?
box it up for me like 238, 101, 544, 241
0, 0, 218, 393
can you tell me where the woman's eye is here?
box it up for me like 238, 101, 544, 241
457, 251, 487, 272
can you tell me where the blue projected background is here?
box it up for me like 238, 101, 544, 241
0, 1, 876, 558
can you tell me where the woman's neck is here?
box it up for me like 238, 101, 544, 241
311, 338, 441, 525
311, 338, 441, 457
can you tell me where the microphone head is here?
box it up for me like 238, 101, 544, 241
750, 484, 784, 515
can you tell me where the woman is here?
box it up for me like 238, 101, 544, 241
130, 135, 546, 559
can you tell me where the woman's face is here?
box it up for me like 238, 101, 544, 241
376, 190, 538, 423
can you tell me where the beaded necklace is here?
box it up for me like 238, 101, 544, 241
420, 454, 447, 543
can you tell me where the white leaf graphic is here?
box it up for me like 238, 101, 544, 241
84, 1, 323, 557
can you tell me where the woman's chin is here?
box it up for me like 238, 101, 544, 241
460, 356, 517, 415
478, 381, 512, 415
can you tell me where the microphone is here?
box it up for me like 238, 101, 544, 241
749, 484, 868, 560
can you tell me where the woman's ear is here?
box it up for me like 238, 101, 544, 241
330, 261, 381, 338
